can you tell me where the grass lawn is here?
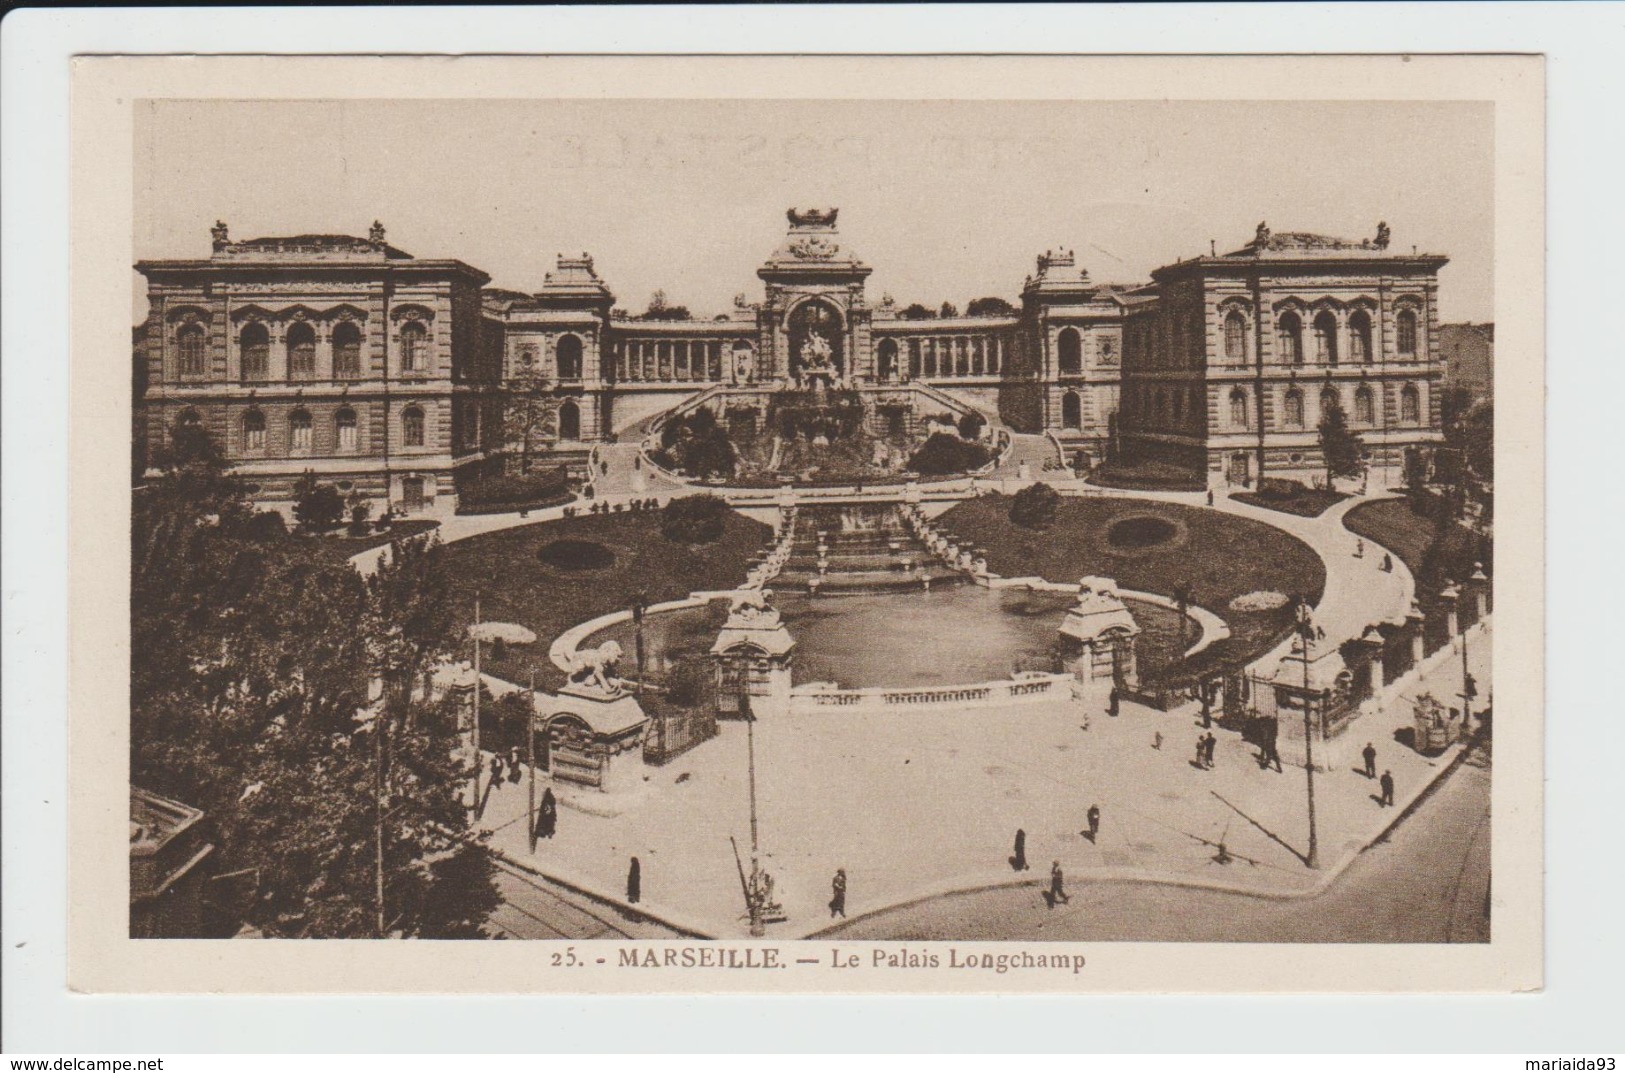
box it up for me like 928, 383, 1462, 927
1232, 487, 1350, 518
440, 507, 773, 690
1088, 459, 1207, 493
1341, 499, 1437, 576
937, 494, 1326, 685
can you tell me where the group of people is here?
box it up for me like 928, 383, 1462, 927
574, 497, 662, 518
1194, 730, 1219, 769
478, 748, 561, 840
1363, 742, 1397, 807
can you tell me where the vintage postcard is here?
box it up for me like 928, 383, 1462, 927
69, 53, 1543, 993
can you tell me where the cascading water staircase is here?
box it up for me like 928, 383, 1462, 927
772, 505, 972, 595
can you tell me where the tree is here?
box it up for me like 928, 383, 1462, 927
644, 290, 692, 321
956, 411, 987, 441
1009, 482, 1060, 529
898, 303, 937, 321
966, 296, 1015, 317
130, 449, 499, 938
939, 301, 959, 319
502, 353, 556, 475
1317, 400, 1363, 488
292, 472, 345, 533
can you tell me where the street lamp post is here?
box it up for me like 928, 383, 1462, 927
743, 692, 765, 938
1296, 601, 1321, 870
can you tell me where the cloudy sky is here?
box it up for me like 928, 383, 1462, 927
135, 98, 1493, 321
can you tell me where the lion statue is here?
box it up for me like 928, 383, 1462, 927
565, 640, 625, 696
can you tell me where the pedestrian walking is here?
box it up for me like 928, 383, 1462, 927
536, 786, 557, 840
489, 754, 504, 789
1205, 489, 1214, 507
1152, 730, 1163, 751
1203, 732, 1218, 769
1354, 538, 1365, 559
1379, 769, 1395, 807
1107, 687, 1121, 719
1013, 828, 1030, 872
508, 746, 522, 784
626, 856, 642, 904
1049, 860, 1070, 905
1381, 553, 1393, 573
1362, 742, 1378, 779
1195, 735, 1208, 769
829, 868, 847, 918
1086, 804, 1101, 842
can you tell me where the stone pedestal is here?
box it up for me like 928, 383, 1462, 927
535, 686, 650, 794
711, 590, 797, 718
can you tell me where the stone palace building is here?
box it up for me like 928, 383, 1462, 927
135, 210, 1449, 509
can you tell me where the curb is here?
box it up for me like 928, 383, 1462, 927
490, 846, 716, 940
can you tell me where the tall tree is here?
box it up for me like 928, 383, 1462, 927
966, 296, 1016, 317
130, 431, 498, 938
1317, 399, 1364, 489
502, 354, 556, 475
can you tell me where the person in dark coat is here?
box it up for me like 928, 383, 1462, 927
1206, 489, 1214, 507
626, 856, 642, 904
1085, 805, 1101, 842
1049, 860, 1070, 905
1203, 732, 1217, 769
1379, 770, 1395, 807
829, 868, 847, 918
1195, 735, 1208, 769
1013, 828, 1030, 872
508, 746, 522, 784
536, 787, 557, 840
489, 754, 504, 789
1362, 742, 1378, 779
1107, 687, 1121, 718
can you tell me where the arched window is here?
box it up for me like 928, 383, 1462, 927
1313, 311, 1339, 365
1284, 387, 1305, 428
336, 407, 358, 453
557, 399, 581, 441
1396, 308, 1419, 357
239, 322, 270, 382
399, 322, 427, 373
1277, 312, 1303, 364
1321, 387, 1341, 420
1349, 310, 1373, 364
556, 334, 583, 380
1354, 385, 1375, 424
1061, 390, 1082, 429
242, 409, 266, 452
402, 405, 425, 447
1057, 327, 1082, 375
1400, 383, 1421, 424
287, 321, 316, 381
332, 321, 362, 379
288, 409, 313, 454
1223, 312, 1247, 363
177, 323, 206, 377
1229, 388, 1249, 428
878, 338, 899, 381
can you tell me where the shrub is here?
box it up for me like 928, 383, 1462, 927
957, 411, 987, 441
537, 539, 616, 571
664, 657, 711, 708
347, 500, 372, 537
1009, 482, 1060, 529
458, 466, 570, 512
907, 433, 993, 476
1256, 477, 1308, 501
661, 494, 730, 544
292, 473, 346, 534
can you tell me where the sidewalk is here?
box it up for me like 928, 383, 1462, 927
477, 619, 1489, 938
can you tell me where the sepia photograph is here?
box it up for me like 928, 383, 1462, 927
59, 52, 1544, 996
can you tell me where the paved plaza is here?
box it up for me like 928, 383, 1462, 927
476, 620, 1489, 938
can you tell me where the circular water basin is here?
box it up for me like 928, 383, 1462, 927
582, 586, 1192, 689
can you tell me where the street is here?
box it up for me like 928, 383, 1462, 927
814, 738, 1492, 943
488, 859, 687, 940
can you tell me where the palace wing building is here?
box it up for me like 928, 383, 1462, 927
135, 212, 1449, 509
